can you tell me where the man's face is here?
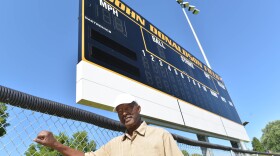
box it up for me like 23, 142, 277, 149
116, 103, 141, 129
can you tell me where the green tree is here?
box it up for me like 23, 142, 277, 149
69, 131, 96, 152
252, 137, 265, 152
25, 131, 96, 156
182, 150, 189, 156
261, 120, 280, 153
191, 154, 202, 156
0, 102, 10, 137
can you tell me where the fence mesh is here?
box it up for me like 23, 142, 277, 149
0, 103, 272, 156
0, 104, 122, 155
0, 85, 279, 156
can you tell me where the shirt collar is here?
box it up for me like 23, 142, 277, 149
122, 121, 147, 141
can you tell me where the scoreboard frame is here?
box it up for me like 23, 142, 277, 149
76, 0, 249, 141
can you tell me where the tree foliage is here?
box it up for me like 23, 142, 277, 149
261, 120, 280, 153
191, 154, 202, 156
0, 102, 10, 137
252, 137, 265, 152
182, 150, 189, 156
25, 131, 96, 156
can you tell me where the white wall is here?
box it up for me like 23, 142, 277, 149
76, 61, 184, 125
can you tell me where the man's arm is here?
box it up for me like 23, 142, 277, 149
34, 130, 84, 156
163, 132, 184, 156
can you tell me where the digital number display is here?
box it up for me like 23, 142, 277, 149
79, 0, 242, 124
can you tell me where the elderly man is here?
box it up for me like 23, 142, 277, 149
34, 93, 183, 156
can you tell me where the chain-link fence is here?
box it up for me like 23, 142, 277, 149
0, 85, 279, 156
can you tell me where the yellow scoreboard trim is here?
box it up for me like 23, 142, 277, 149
81, 0, 85, 61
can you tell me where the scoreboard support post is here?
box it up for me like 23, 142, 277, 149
197, 135, 214, 156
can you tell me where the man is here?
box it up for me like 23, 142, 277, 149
34, 93, 183, 156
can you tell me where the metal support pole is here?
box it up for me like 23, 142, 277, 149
181, 8, 212, 69
230, 141, 249, 156
230, 150, 235, 156
197, 135, 214, 156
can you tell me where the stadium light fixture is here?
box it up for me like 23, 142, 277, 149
176, 0, 183, 4
193, 8, 200, 15
181, 2, 189, 8
188, 5, 196, 11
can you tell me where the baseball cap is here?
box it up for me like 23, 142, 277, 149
113, 93, 136, 112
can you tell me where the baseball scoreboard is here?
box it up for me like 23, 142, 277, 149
77, 0, 249, 140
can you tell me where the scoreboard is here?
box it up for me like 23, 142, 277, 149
77, 0, 249, 141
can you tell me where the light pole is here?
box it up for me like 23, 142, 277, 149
177, 2, 214, 156
176, 0, 212, 69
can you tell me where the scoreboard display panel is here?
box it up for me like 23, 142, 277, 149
78, 0, 242, 125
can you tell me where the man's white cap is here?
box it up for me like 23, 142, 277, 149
113, 93, 136, 112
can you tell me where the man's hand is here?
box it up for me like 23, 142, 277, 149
34, 130, 60, 149
33, 130, 85, 156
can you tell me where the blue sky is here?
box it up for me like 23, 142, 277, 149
1, 0, 280, 148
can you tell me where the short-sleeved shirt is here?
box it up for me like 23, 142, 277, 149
85, 121, 183, 156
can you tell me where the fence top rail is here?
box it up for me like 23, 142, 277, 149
0, 85, 279, 156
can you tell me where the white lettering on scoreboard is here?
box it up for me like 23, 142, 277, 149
100, 0, 119, 17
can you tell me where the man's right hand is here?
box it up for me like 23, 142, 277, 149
34, 130, 60, 149
33, 130, 85, 156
